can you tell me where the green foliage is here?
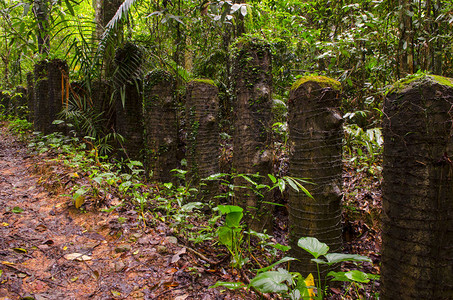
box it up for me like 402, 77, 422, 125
215, 204, 247, 268
213, 236, 377, 299
343, 123, 383, 175
7, 118, 32, 138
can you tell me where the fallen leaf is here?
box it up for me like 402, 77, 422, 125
74, 195, 85, 209
171, 247, 187, 264
111, 290, 121, 297
1, 261, 15, 265
64, 253, 92, 261
12, 247, 27, 254
12, 207, 23, 214
174, 295, 189, 300
164, 281, 179, 288
166, 268, 178, 274
1, 222, 9, 227
70, 276, 78, 282
35, 224, 47, 232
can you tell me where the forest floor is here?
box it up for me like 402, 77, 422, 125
0, 122, 382, 300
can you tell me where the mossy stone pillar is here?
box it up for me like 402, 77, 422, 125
288, 76, 343, 278
382, 74, 453, 299
232, 38, 273, 232
186, 79, 220, 200
143, 70, 178, 182
114, 43, 144, 161
33, 59, 68, 134
26, 72, 34, 122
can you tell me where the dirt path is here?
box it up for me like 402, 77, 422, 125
0, 126, 239, 300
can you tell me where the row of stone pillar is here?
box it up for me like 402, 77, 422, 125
4, 40, 452, 298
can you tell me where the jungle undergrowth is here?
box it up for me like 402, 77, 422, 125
5, 118, 382, 299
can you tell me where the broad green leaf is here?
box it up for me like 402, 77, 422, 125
327, 271, 349, 282
345, 270, 370, 283
181, 202, 204, 212
249, 271, 292, 293
217, 205, 243, 215
217, 226, 233, 247
225, 211, 243, 228
297, 237, 329, 259
324, 253, 372, 265
209, 281, 246, 290
269, 243, 291, 252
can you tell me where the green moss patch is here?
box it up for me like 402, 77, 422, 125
190, 78, 216, 86
386, 73, 453, 95
291, 75, 341, 91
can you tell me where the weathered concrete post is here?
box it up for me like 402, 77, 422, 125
232, 38, 273, 232
186, 79, 220, 200
382, 74, 453, 299
143, 70, 178, 182
33, 59, 68, 134
288, 76, 343, 278
114, 43, 144, 161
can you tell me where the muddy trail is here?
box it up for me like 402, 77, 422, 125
0, 126, 244, 300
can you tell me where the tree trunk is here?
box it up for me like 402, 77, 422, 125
288, 76, 343, 279
95, 0, 123, 78
382, 74, 453, 299
33, 0, 50, 55
143, 69, 178, 183
232, 38, 273, 232
397, 0, 414, 76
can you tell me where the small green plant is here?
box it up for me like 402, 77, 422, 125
8, 118, 33, 139
215, 205, 247, 268
212, 237, 378, 299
